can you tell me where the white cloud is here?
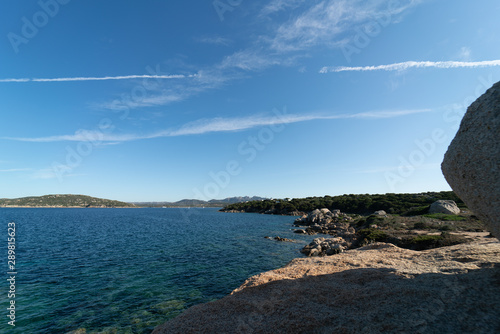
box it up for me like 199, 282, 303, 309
0, 74, 193, 83
1, 1, 423, 110
197, 36, 232, 46
96, 0, 422, 110
267, 0, 420, 53
3, 108, 432, 143
354, 162, 441, 174
260, 0, 306, 17
0, 78, 30, 83
0, 168, 32, 172
345, 108, 431, 118
30, 168, 84, 180
319, 60, 500, 73
218, 49, 282, 71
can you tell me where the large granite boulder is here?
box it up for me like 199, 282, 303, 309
429, 200, 461, 215
442, 81, 500, 238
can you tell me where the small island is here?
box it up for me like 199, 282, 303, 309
0, 194, 136, 208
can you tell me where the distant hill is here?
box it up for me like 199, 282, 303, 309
0, 194, 135, 208
133, 196, 267, 208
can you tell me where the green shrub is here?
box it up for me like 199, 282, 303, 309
404, 205, 431, 216
408, 232, 468, 250
358, 228, 387, 242
439, 225, 453, 231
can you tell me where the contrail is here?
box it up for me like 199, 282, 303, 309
319, 60, 500, 73
0, 74, 195, 83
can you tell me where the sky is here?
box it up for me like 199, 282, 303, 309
0, 0, 499, 202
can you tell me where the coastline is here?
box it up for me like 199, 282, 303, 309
152, 237, 500, 333
0, 205, 138, 208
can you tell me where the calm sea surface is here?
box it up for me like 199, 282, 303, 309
0, 208, 313, 333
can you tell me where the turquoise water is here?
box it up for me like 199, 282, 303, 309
0, 208, 312, 333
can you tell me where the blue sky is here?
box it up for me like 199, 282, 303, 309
1, 0, 499, 202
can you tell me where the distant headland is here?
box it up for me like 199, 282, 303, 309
0, 194, 268, 208
0, 194, 135, 208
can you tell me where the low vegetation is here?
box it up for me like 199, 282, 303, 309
224, 192, 487, 253
352, 210, 485, 249
221, 191, 465, 215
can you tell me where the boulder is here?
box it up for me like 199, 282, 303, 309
301, 237, 347, 256
308, 209, 325, 223
373, 210, 387, 216
293, 229, 306, 234
429, 200, 461, 215
294, 208, 347, 227
442, 81, 500, 238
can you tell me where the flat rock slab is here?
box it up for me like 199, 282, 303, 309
153, 239, 500, 334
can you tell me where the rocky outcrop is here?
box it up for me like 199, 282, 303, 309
442, 81, 500, 238
153, 239, 500, 334
429, 200, 461, 215
294, 208, 355, 235
294, 208, 343, 225
301, 237, 347, 256
293, 208, 356, 252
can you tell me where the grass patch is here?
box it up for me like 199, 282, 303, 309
422, 213, 466, 221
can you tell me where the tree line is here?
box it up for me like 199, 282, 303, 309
221, 191, 465, 215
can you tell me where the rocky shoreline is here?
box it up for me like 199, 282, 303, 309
293, 201, 484, 256
152, 82, 500, 333
153, 238, 500, 333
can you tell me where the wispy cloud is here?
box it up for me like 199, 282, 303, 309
319, 60, 500, 73
30, 168, 84, 180
1, 1, 423, 109
218, 49, 282, 71
354, 162, 441, 174
267, 0, 420, 53
0, 74, 194, 83
197, 36, 232, 46
0, 168, 32, 172
345, 108, 430, 118
99, 0, 423, 110
260, 0, 306, 17
3, 108, 431, 143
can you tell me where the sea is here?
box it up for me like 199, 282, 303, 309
0, 208, 314, 333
